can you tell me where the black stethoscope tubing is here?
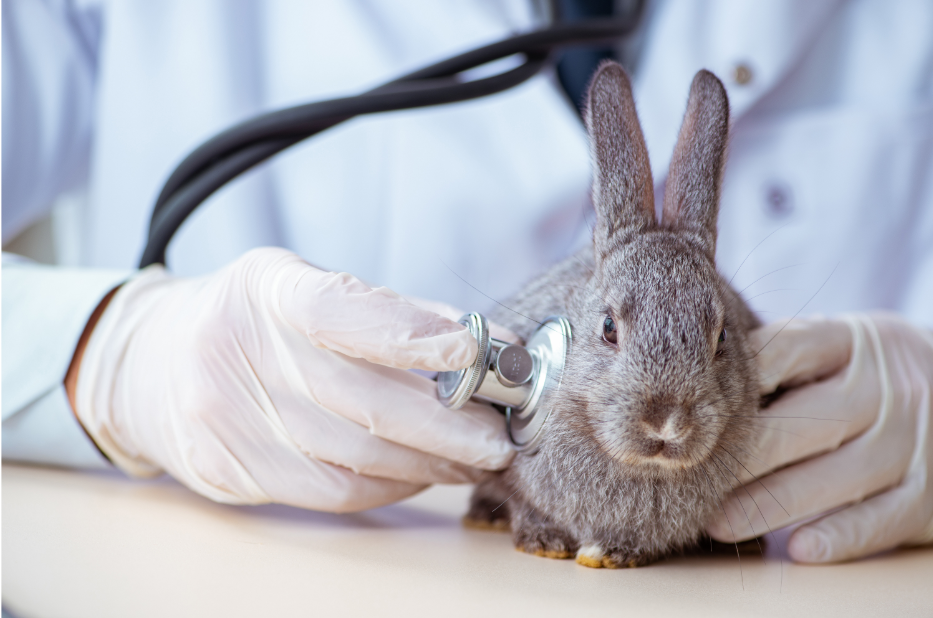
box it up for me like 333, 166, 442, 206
140, 10, 643, 268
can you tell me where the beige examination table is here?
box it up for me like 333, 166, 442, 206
3, 463, 931, 617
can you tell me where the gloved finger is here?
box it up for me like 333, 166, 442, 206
787, 473, 933, 563
156, 406, 431, 513
707, 423, 912, 542
275, 462, 429, 513
267, 250, 478, 372
404, 295, 521, 344
269, 325, 514, 470
309, 355, 514, 471
217, 325, 498, 483
752, 318, 852, 394
733, 371, 880, 483
257, 456, 430, 513
270, 397, 486, 485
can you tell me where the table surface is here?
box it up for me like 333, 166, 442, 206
3, 463, 932, 618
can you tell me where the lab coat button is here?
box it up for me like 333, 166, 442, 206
763, 183, 793, 218
732, 63, 753, 85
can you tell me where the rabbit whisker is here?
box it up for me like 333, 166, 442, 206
491, 488, 521, 513
715, 436, 767, 469
754, 262, 840, 358
708, 450, 766, 560
744, 288, 800, 303
715, 452, 785, 594
695, 412, 850, 423
719, 446, 789, 517
738, 264, 800, 295
698, 461, 744, 589
439, 259, 555, 331
570, 251, 596, 278
728, 223, 790, 285
703, 421, 808, 439
714, 447, 786, 591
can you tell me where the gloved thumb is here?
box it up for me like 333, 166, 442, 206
268, 250, 477, 371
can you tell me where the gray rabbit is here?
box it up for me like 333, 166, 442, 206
465, 61, 762, 568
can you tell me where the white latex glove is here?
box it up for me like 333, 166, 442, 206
74, 248, 513, 512
707, 313, 933, 563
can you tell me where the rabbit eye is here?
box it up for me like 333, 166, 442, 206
716, 329, 726, 356
603, 315, 618, 344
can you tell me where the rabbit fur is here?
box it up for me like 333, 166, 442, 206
466, 61, 762, 568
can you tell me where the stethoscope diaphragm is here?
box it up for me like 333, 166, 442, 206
437, 313, 571, 452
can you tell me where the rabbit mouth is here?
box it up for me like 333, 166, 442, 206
635, 439, 696, 469
606, 448, 699, 471
598, 429, 699, 470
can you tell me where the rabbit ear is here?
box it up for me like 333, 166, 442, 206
661, 70, 730, 259
585, 61, 655, 259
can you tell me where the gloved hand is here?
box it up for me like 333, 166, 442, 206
706, 313, 933, 562
72, 247, 513, 512
708, 314, 933, 562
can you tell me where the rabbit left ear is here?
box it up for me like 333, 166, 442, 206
661, 70, 730, 259
585, 61, 656, 260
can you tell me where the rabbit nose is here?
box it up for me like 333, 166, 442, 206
642, 418, 686, 442
641, 405, 689, 442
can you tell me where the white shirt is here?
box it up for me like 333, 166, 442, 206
4, 0, 932, 468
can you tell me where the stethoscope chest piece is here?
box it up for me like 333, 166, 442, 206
437, 312, 572, 452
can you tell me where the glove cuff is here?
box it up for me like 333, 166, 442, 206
74, 265, 171, 478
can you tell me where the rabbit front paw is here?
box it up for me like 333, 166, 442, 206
514, 523, 579, 559
510, 504, 579, 559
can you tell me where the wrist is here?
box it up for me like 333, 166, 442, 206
65, 286, 121, 421
70, 266, 174, 478
65, 285, 122, 464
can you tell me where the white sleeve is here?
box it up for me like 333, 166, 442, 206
2, 255, 130, 468
1, 0, 99, 242
2, 0, 117, 467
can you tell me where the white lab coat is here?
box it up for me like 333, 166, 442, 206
3, 0, 932, 468
637, 0, 933, 325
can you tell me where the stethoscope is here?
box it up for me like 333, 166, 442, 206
140, 3, 642, 450
436, 313, 572, 451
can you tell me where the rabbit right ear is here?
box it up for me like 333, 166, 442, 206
585, 61, 655, 260
660, 70, 730, 260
